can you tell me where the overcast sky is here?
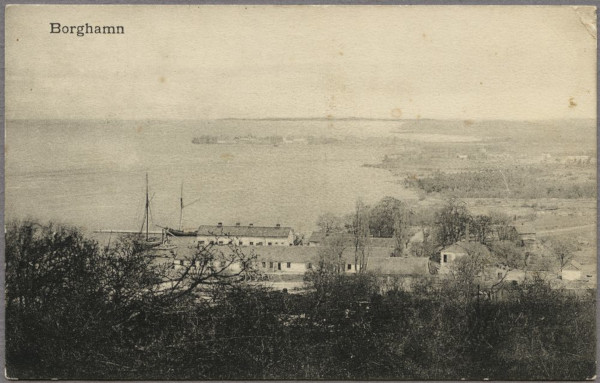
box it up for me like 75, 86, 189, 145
6, 5, 597, 120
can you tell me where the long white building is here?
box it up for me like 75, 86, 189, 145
196, 223, 294, 247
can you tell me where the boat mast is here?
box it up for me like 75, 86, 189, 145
145, 173, 149, 241
179, 181, 184, 231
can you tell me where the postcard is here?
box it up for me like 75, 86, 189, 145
4, 5, 597, 380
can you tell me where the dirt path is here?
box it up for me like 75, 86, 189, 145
537, 224, 596, 236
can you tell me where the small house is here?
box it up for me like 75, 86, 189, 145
562, 260, 582, 281
513, 222, 536, 247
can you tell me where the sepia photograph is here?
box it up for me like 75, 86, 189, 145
4, 4, 598, 380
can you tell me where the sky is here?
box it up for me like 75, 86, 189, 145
5, 5, 597, 120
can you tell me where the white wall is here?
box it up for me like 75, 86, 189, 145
196, 234, 292, 246
562, 269, 581, 281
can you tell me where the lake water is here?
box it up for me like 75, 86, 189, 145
6, 119, 416, 235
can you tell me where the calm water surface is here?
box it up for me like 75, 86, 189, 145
6, 119, 416, 235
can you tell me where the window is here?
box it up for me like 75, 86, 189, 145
269, 262, 274, 268
268, 242, 272, 246
307, 262, 312, 269
348, 264, 352, 270
199, 240, 205, 245
239, 241, 243, 245
257, 242, 263, 246
250, 241, 254, 245
286, 262, 291, 268
262, 262, 266, 268
210, 240, 215, 245
497, 272, 503, 280
220, 261, 226, 267
443, 254, 447, 263
179, 260, 184, 265
218, 240, 224, 245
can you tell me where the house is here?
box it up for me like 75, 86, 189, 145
439, 242, 468, 271
368, 257, 431, 291
438, 241, 491, 273
562, 260, 582, 281
167, 244, 365, 275
196, 222, 294, 247
512, 222, 536, 247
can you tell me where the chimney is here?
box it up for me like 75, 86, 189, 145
217, 222, 222, 227
236, 222, 240, 226
276, 223, 281, 227
249, 223, 253, 227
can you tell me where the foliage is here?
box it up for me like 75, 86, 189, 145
434, 198, 472, 247
316, 212, 345, 235
368, 196, 405, 237
489, 240, 526, 269
5, 219, 596, 380
405, 167, 596, 199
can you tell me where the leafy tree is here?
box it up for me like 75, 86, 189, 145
470, 215, 493, 244
368, 196, 404, 237
434, 198, 472, 247
489, 240, 525, 269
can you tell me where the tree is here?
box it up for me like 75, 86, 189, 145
434, 198, 472, 247
490, 211, 518, 242
470, 215, 493, 245
447, 242, 491, 301
155, 237, 259, 300
546, 238, 578, 272
350, 199, 371, 272
316, 212, 344, 235
489, 240, 526, 269
293, 232, 305, 246
5, 219, 258, 379
369, 196, 404, 237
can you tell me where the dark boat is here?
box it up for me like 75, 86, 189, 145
164, 228, 198, 237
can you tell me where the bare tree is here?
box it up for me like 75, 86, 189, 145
351, 198, 371, 272
546, 238, 578, 273
155, 235, 259, 300
316, 212, 344, 235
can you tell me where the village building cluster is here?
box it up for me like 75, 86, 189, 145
149, 219, 588, 291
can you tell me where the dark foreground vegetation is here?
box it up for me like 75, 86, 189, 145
6, 219, 596, 380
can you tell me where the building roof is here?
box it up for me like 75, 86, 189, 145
368, 257, 429, 276
564, 260, 582, 271
513, 222, 536, 235
197, 224, 292, 238
152, 238, 431, 275
441, 241, 491, 257
441, 243, 469, 255
307, 231, 397, 248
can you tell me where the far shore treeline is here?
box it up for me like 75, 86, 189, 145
5, 197, 596, 380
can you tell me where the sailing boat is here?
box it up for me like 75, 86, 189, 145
163, 181, 199, 237
96, 173, 163, 248
138, 173, 163, 248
